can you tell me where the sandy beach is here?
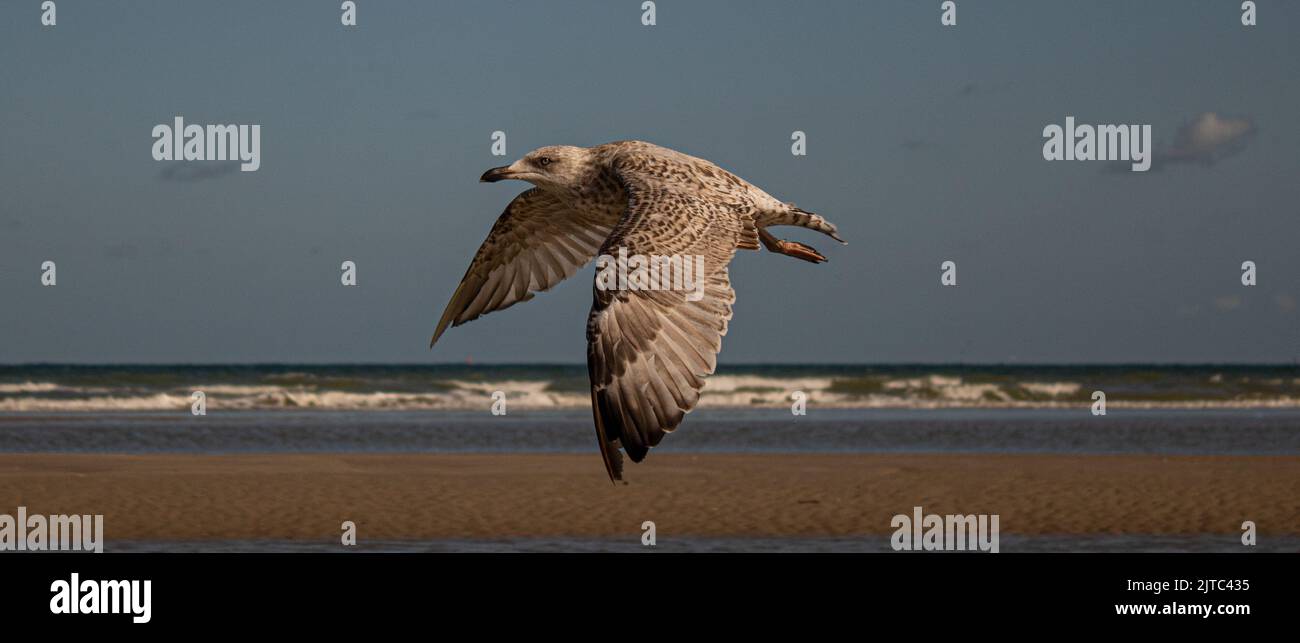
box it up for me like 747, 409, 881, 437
1, 453, 1295, 542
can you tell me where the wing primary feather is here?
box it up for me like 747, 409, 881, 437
430, 188, 614, 348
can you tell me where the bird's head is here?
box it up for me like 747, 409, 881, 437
480, 145, 593, 192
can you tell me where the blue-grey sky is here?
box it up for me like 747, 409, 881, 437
2, 1, 1298, 364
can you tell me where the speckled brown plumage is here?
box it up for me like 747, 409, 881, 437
432, 141, 845, 481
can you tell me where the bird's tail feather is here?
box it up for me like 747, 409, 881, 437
763, 206, 847, 244
792, 207, 846, 244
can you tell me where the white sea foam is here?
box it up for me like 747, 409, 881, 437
1018, 381, 1083, 397
0, 393, 191, 412
1, 375, 1298, 411
702, 375, 836, 392
883, 375, 962, 390
0, 382, 63, 393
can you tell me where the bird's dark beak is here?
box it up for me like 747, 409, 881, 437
480, 165, 513, 183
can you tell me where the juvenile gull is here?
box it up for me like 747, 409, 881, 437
431, 141, 845, 481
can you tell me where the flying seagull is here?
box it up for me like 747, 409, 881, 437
431, 141, 844, 481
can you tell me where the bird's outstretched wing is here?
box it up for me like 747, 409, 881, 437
431, 188, 614, 347
586, 161, 759, 482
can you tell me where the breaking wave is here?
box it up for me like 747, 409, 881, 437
1, 365, 1298, 412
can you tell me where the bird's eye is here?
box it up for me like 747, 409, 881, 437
538, 157, 553, 167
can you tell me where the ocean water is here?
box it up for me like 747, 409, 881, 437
1, 364, 1298, 454
2, 364, 1299, 412
1, 408, 1299, 455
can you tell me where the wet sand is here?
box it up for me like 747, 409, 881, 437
0, 453, 1295, 542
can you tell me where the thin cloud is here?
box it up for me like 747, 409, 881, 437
157, 161, 241, 183
1213, 295, 1242, 312
1106, 111, 1256, 174
1161, 112, 1256, 167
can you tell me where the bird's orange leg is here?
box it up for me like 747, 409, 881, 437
758, 228, 827, 264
